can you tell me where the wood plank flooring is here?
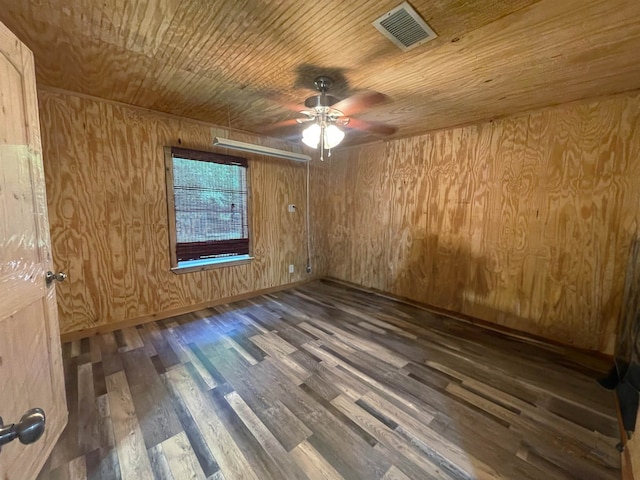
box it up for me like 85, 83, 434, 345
37, 279, 621, 480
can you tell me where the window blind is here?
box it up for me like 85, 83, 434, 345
171, 148, 249, 261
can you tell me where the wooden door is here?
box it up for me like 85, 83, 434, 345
0, 20, 67, 480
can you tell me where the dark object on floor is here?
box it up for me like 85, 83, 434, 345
599, 363, 640, 435
604, 238, 640, 438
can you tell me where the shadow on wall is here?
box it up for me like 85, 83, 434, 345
388, 234, 492, 315
386, 233, 618, 351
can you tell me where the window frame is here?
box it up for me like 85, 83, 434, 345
164, 146, 253, 274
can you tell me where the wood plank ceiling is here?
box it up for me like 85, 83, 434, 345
1, 0, 640, 147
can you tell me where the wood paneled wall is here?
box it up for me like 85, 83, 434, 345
39, 86, 640, 352
39, 88, 323, 336
319, 91, 640, 354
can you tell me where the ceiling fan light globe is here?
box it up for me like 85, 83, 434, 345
302, 123, 321, 148
325, 124, 345, 149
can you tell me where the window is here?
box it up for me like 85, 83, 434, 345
165, 146, 251, 272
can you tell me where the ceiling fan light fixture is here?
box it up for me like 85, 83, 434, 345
301, 123, 345, 150
325, 124, 345, 148
301, 123, 321, 148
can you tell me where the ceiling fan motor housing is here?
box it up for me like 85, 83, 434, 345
304, 94, 339, 109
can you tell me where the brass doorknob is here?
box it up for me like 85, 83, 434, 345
45, 271, 67, 286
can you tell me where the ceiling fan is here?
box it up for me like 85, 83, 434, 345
267, 76, 397, 159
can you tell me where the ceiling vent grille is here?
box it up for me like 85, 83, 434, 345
373, 2, 437, 52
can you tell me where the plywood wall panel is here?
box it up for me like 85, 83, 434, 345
348, 144, 390, 290
322, 149, 352, 283
321, 91, 640, 353
320, 144, 391, 291
307, 157, 331, 279
39, 88, 315, 335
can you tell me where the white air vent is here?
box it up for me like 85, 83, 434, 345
373, 2, 437, 52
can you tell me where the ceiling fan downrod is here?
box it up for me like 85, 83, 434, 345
314, 76, 332, 93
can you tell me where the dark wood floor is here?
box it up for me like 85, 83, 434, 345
38, 279, 621, 480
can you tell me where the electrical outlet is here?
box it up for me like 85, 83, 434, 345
288, 264, 295, 274
288, 204, 296, 213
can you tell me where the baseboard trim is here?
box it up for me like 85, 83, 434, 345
60, 279, 312, 342
321, 277, 614, 364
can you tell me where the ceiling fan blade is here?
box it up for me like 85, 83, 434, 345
343, 117, 397, 136
283, 102, 307, 112
259, 118, 304, 133
332, 91, 387, 116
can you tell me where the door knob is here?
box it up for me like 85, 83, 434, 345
0, 408, 46, 453
45, 271, 67, 286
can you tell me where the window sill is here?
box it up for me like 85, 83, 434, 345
171, 255, 254, 274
